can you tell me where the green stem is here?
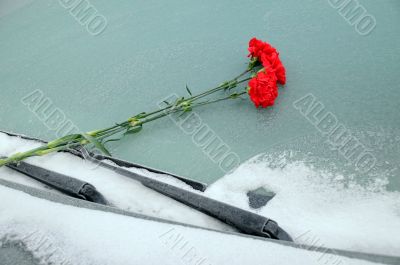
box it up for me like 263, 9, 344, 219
134, 70, 250, 120
0, 70, 253, 167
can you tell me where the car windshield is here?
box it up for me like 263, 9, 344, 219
0, 1, 399, 264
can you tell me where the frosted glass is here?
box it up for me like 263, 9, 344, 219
0, 0, 399, 189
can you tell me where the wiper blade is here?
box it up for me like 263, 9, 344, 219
0, 130, 208, 192
0, 131, 291, 241
89, 154, 293, 242
86, 152, 207, 192
6, 161, 109, 205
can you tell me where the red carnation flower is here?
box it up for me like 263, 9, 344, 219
261, 52, 286, 85
248, 69, 278, 108
248, 37, 276, 59
272, 57, 286, 85
249, 38, 286, 85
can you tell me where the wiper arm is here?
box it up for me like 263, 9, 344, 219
89, 155, 293, 241
5, 160, 109, 205
3, 154, 291, 240
0, 129, 292, 241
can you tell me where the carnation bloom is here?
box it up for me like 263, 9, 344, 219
261, 53, 286, 85
271, 57, 286, 85
248, 37, 276, 59
248, 37, 286, 85
248, 69, 278, 108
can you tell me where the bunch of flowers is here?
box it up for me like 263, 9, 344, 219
0, 38, 285, 167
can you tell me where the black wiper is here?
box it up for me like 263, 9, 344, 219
5, 160, 109, 205
0, 131, 291, 241
90, 154, 293, 242
4, 154, 291, 241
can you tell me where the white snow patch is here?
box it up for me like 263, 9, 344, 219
206, 156, 400, 256
0, 132, 232, 232
0, 185, 388, 265
1, 132, 400, 258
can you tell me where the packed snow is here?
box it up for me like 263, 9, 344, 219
206, 156, 400, 256
0, 131, 400, 263
0, 132, 233, 232
0, 184, 388, 265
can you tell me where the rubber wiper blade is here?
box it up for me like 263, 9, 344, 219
6, 161, 109, 205
0, 130, 208, 192
89, 153, 208, 192
88, 155, 293, 241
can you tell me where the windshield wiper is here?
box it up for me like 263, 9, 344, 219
5, 160, 109, 205
0, 130, 292, 241
5, 155, 291, 241
2, 153, 291, 241
89, 154, 293, 241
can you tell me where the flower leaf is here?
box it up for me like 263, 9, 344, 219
103, 137, 123, 144
229, 93, 240, 99
47, 134, 81, 148
82, 133, 112, 156
124, 126, 143, 135
135, 112, 147, 119
185, 84, 192, 96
